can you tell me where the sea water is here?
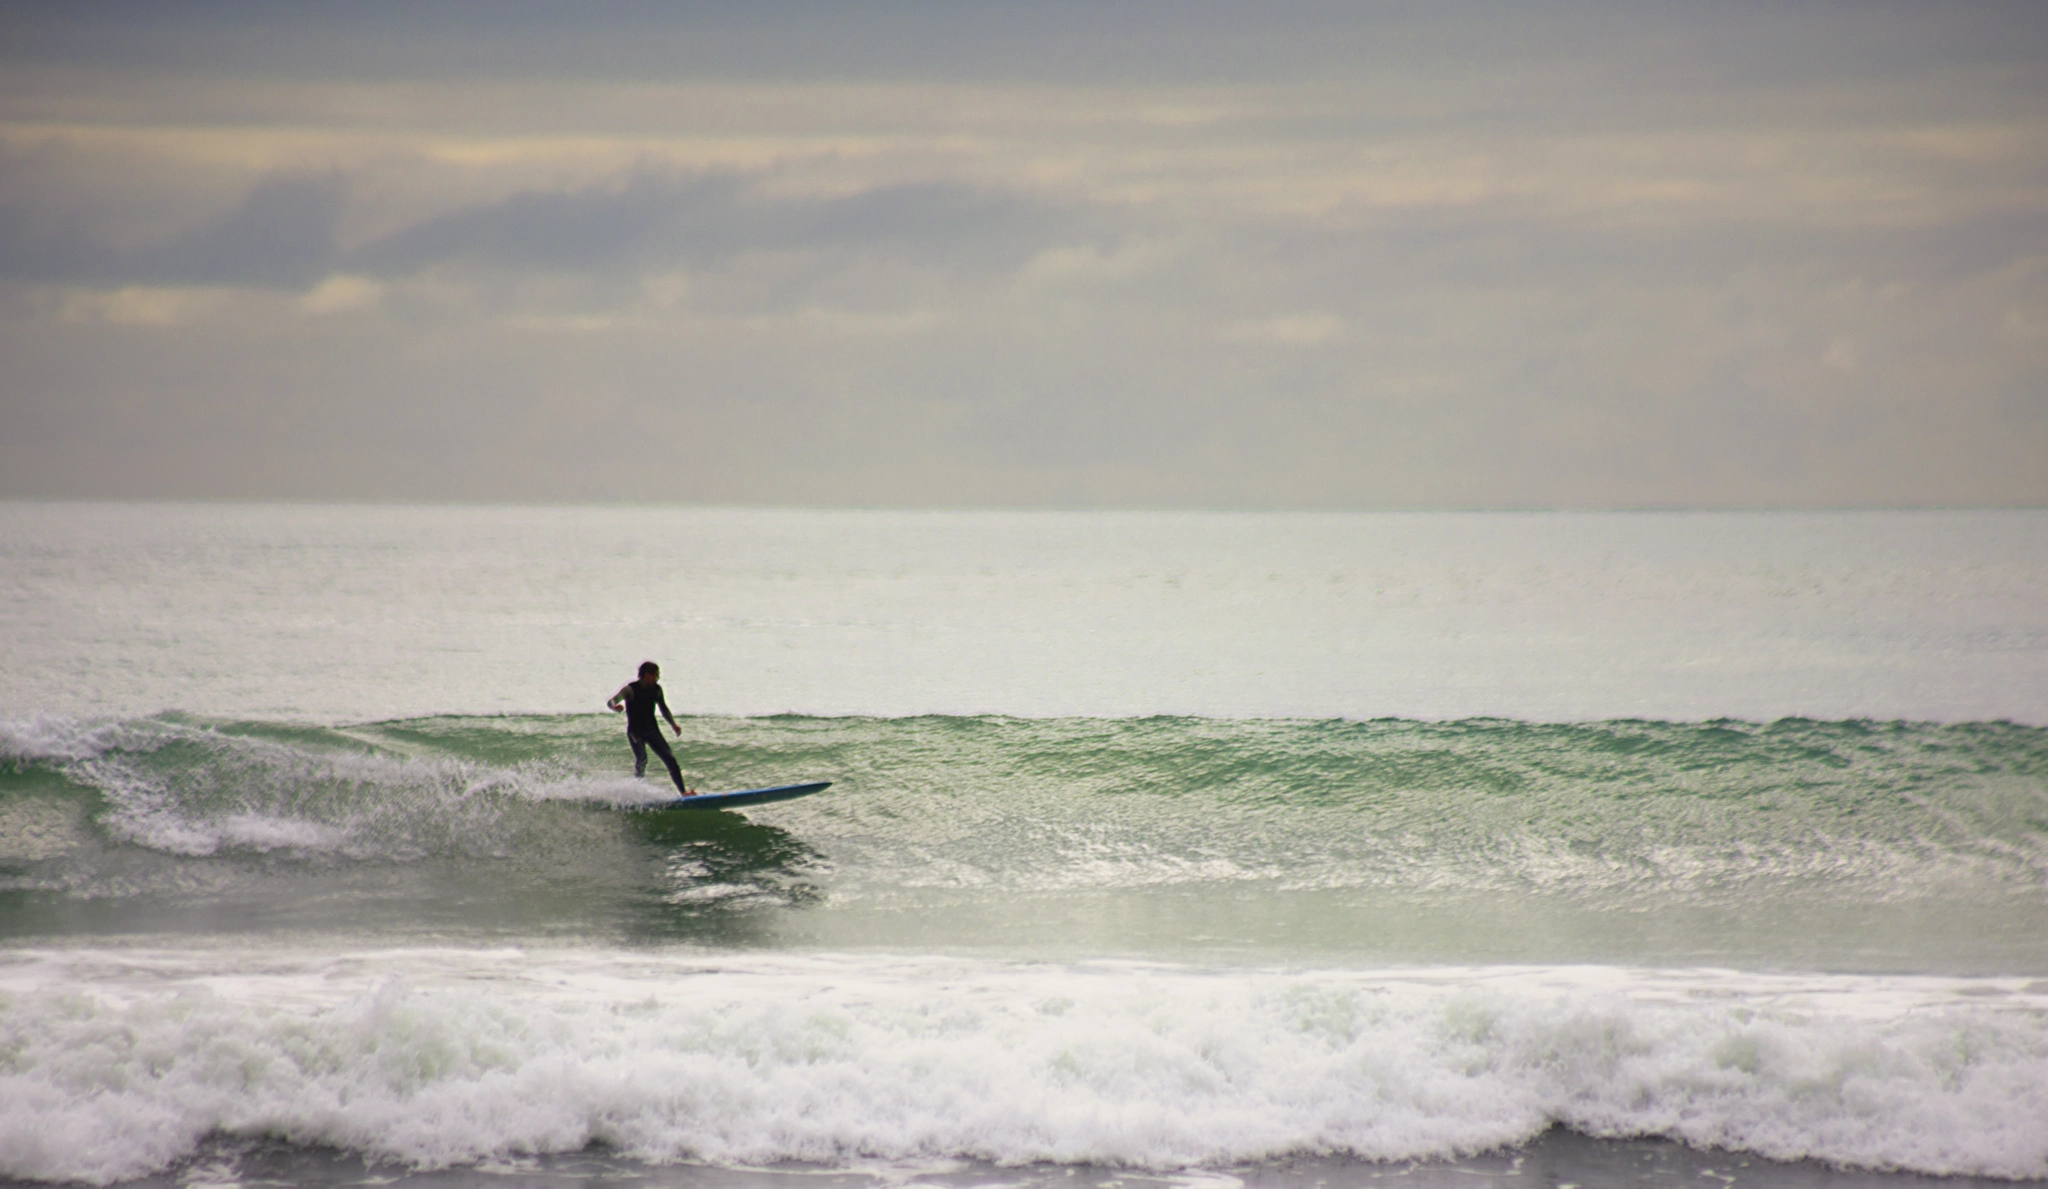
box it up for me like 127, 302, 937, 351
1, 505, 2045, 1186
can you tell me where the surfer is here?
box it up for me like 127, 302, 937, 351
607, 661, 691, 795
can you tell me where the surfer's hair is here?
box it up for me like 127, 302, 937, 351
638, 661, 659, 677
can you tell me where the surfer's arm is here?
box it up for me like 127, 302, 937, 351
606, 684, 631, 712
658, 692, 681, 735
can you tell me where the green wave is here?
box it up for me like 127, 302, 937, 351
5, 713, 2046, 963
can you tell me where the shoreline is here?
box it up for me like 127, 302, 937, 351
19, 1129, 2045, 1189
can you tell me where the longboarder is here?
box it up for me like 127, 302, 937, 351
607, 661, 691, 795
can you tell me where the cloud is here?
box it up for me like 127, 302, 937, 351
0, 170, 347, 290
0, 156, 1088, 313
347, 172, 1077, 279
139, 174, 348, 288
58, 285, 232, 326
348, 173, 732, 275
1218, 313, 1342, 345
2, 2, 2045, 507
300, 274, 383, 315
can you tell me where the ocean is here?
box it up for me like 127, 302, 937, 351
2, 504, 2045, 1187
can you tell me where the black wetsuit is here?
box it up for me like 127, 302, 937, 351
622, 680, 686, 794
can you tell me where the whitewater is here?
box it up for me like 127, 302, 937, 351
2, 504, 2046, 1187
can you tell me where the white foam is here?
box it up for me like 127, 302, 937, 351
1, 950, 2043, 1185
0, 715, 130, 764
539, 775, 687, 806
212, 813, 352, 852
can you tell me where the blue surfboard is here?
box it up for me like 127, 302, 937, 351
634, 780, 832, 811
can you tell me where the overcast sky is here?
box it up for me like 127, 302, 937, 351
1, 1, 2043, 507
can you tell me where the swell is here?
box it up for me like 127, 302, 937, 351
3, 713, 2045, 952
5, 712, 2046, 879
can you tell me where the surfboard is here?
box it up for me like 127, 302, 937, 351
633, 780, 832, 811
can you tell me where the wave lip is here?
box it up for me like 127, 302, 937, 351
1, 952, 2044, 1185
0, 715, 136, 764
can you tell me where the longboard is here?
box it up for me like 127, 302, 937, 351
632, 780, 832, 811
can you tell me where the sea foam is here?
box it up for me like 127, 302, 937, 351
1, 950, 2043, 1185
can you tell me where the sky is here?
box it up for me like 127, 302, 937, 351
1, 1, 2044, 508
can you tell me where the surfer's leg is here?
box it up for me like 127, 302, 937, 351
644, 732, 688, 794
628, 730, 649, 777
